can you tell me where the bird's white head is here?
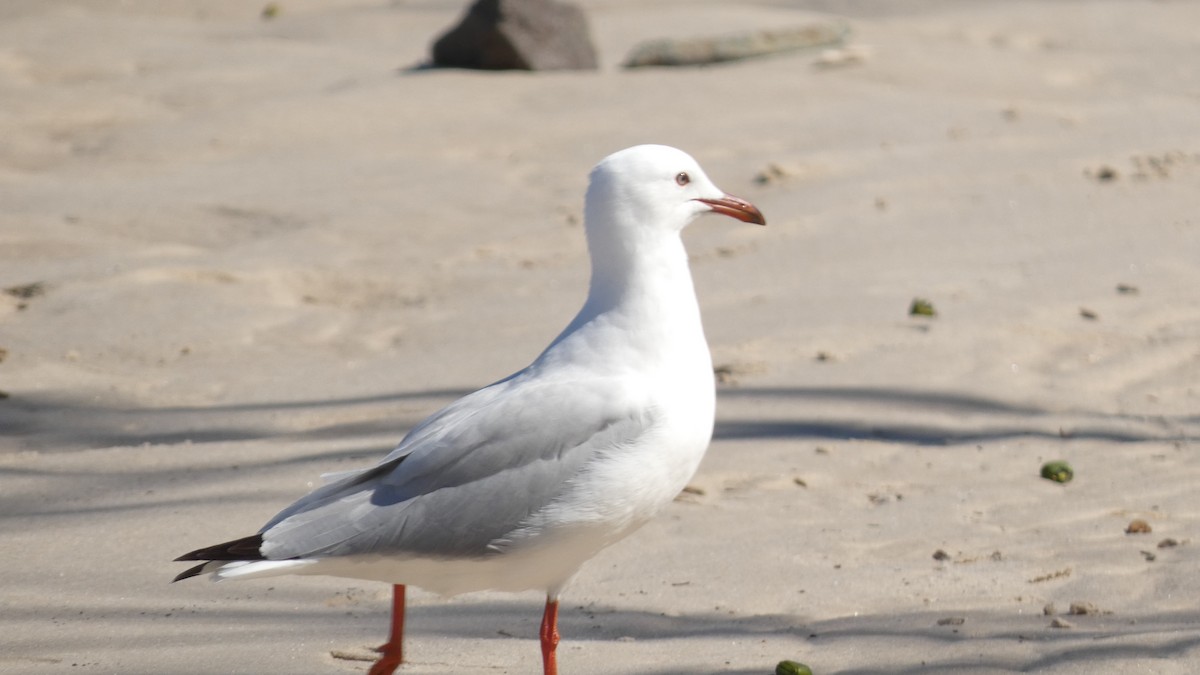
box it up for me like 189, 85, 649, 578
573, 145, 766, 314
585, 145, 766, 238
554, 145, 766, 347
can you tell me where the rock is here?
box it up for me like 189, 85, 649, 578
1068, 601, 1100, 615
1125, 518, 1152, 534
431, 0, 598, 71
624, 23, 848, 68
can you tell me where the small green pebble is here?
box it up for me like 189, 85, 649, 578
775, 660, 814, 675
909, 298, 936, 317
1041, 460, 1073, 483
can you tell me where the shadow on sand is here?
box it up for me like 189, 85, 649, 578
2, 385, 1195, 454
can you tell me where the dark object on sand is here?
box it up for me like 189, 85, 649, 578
624, 23, 847, 68
909, 297, 936, 317
1125, 518, 1152, 534
776, 660, 814, 675
1040, 460, 1073, 484
432, 0, 598, 70
4, 282, 46, 299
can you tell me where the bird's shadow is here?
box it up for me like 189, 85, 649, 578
4, 386, 1198, 672
713, 386, 1197, 446
2, 385, 1194, 455
11, 593, 1198, 674
358, 601, 1200, 674
1, 384, 1195, 521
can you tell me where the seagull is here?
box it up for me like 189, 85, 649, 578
174, 144, 766, 675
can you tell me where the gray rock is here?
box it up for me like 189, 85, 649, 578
431, 0, 598, 71
623, 23, 848, 68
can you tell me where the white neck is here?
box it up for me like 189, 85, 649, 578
538, 216, 709, 373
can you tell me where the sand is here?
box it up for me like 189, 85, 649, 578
2, 1, 1199, 673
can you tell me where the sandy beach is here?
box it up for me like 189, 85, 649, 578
2, 1, 1199, 673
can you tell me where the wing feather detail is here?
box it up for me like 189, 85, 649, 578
258, 373, 654, 560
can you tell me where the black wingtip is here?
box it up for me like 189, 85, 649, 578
175, 533, 265, 563
172, 562, 209, 583
173, 534, 265, 583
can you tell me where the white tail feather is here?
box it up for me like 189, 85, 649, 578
211, 559, 320, 581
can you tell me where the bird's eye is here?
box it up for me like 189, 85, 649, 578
675, 172, 690, 186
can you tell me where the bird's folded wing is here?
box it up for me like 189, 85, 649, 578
258, 373, 655, 560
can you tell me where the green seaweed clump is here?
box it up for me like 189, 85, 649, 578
909, 298, 936, 317
776, 661, 814, 675
1041, 460, 1073, 484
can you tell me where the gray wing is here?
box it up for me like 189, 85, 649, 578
258, 371, 653, 560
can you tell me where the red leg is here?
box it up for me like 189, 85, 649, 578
369, 584, 406, 675
539, 596, 560, 675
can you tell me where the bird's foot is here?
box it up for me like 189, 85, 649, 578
367, 642, 402, 675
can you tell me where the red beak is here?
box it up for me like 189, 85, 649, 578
696, 195, 766, 225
